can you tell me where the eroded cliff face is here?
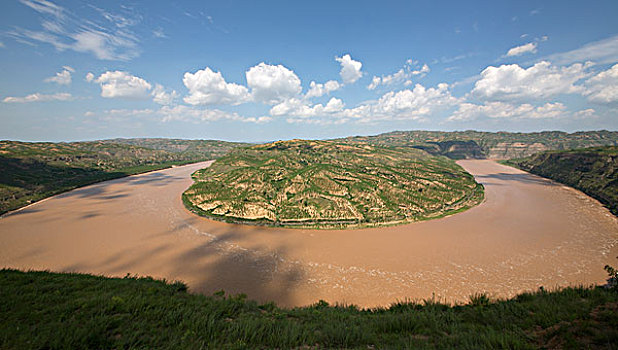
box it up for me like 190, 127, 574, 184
413, 141, 485, 160
510, 146, 618, 215
344, 130, 618, 160
483, 142, 550, 159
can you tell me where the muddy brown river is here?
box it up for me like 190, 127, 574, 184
1, 160, 617, 307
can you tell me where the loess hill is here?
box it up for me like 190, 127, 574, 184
0, 140, 245, 214
183, 139, 484, 228
343, 130, 618, 159
505, 146, 618, 216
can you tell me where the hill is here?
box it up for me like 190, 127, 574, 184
0, 140, 245, 215
1, 269, 616, 349
343, 130, 618, 159
102, 138, 252, 159
504, 146, 618, 215
183, 139, 483, 228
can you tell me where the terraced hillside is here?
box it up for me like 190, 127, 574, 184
103, 138, 251, 159
183, 140, 484, 228
343, 130, 618, 159
0, 140, 245, 214
505, 146, 618, 215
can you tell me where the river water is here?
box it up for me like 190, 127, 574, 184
1, 160, 616, 307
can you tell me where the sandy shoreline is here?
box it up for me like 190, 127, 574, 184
0, 159, 617, 308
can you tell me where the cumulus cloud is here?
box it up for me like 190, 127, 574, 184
183, 67, 249, 105
305, 80, 341, 98
152, 84, 179, 105
44, 66, 74, 85
446, 101, 594, 122
506, 42, 537, 57
85, 72, 95, 82
246, 62, 302, 104
270, 97, 345, 117
93, 71, 152, 99
336, 54, 363, 84
368, 60, 430, 90
583, 63, 618, 103
282, 83, 458, 124
471, 61, 589, 101
3, 92, 73, 103
159, 105, 270, 123
352, 83, 458, 121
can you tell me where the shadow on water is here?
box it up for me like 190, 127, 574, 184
127, 173, 183, 186
2, 207, 44, 217
62, 222, 304, 307
475, 172, 557, 186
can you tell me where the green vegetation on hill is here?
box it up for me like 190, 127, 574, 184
0, 140, 245, 214
505, 146, 618, 215
183, 139, 483, 228
343, 130, 618, 159
103, 138, 251, 159
1, 269, 617, 349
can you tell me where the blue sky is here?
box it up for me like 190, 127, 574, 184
0, 0, 617, 142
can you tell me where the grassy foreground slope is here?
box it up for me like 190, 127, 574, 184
0, 140, 244, 214
343, 130, 618, 159
1, 269, 617, 349
505, 146, 618, 215
183, 139, 483, 228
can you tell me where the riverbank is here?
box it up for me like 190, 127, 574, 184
0, 160, 616, 307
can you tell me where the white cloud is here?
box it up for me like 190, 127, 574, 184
336, 54, 363, 84
506, 42, 537, 57
85, 72, 95, 82
583, 64, 618, 103
284, 83, 458, 124
11, 0, 140, 60
368, 61, 429, 90
3, 92, 73, 103
546, 34, 618, 65
305, 80, 340, 98
159, 105, 270, 123
447, 101, 582, 122
353, 83, 458, 121
183, 67, 249, 105
246, 62, 302, 104
44, 66, 73, 85
19, 0, 64, 18
152, 84, 178, 105
94, 71, 152, 99
471, 61, 589, 101
270, 97, 344, 117
152, 28, 166, 38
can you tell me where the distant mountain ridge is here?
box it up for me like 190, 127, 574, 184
342, 130, 618, 159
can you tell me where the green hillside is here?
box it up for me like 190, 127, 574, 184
1, 269, 616, 349
0, 140, 245, 215
343, 130, 618, 159
103, 138, 252, 159
183, 139, 483, 228
505, 146, 618, 215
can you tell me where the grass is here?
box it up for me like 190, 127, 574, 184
1, 269, 617, 349
183, 139, 484, 229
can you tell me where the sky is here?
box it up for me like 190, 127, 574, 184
0, 0, 617, 142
